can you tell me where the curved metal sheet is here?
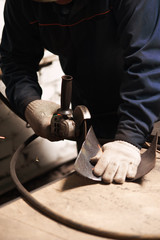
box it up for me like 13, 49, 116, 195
74, 127, 158, 182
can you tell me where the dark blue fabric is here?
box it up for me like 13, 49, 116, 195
1, 0, 160, 148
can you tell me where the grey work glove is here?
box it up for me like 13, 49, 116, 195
25, 99, 60, 141
91, 140, 141, 184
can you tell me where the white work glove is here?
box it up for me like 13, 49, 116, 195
91, 140, 141, 184
25, 99, 60, 141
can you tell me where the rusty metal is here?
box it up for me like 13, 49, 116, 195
74, 127, 158, 182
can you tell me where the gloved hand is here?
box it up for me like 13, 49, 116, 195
25, 99, 60, 141
91, 140, 141, 184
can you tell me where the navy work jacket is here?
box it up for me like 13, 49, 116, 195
1, 0, 160, 148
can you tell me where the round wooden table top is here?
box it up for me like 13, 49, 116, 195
34, 151, 160, 239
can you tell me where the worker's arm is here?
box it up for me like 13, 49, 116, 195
0, 0, 61, 140
114, 0, 160, 148
0, 0, 43, 118
93, 0, 160, 183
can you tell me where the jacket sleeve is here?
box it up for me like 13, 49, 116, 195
112, 0, 160, 148
0, 0, 44, 118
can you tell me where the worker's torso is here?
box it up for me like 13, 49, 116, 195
24, 0, 124, 137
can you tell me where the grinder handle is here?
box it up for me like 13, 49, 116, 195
61, 75, 73, 111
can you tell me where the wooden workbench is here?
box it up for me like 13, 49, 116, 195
1, 151, 160, 240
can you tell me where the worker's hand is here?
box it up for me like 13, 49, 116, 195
25, 99, 60, 141
91, 140, 141, 184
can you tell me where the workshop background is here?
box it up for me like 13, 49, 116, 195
0, 0, 77, 202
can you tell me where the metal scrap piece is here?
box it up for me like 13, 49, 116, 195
133, 133, 158, 180
74, 127, 158, 182
74, 127, 102, 181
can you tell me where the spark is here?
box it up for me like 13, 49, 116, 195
97, 144, 102, 152
0, 136, 5, 139
35, 156, 39, 162
97, 144, 101, 149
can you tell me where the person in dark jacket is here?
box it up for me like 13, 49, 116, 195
1, 0, 160, 183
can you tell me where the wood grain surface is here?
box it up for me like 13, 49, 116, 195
0, 150, 160, 240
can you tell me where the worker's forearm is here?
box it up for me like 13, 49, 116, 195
0, 0, 44, 118
1, 59, 42, 118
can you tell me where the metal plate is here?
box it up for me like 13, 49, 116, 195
74, 127, 157, 182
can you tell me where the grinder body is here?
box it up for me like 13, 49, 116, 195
51, 75, 91, 146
